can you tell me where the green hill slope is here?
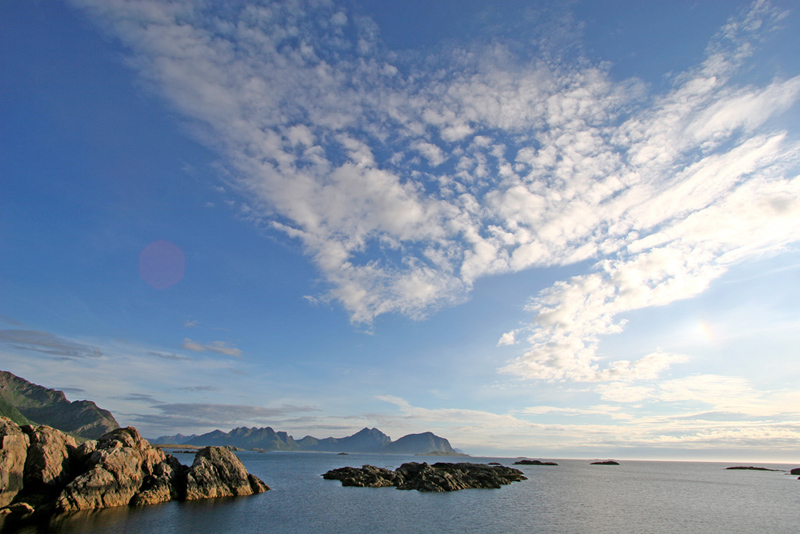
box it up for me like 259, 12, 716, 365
0, 370, 119, 439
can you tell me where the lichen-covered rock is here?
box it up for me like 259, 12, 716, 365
323, 462, 526, 492
0, 417, 29, 507
20, 425, 79, 496
184, 446, 269, 500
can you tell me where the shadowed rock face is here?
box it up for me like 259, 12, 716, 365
0, 417, 268, 517
0, 418, 29, 507
323, 462, 526, 492
22, 425, 79, 499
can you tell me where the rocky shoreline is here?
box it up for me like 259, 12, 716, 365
0, 417, 268, 518
322, 462, 526, 492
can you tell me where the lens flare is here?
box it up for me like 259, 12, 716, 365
139, 240, 185, 289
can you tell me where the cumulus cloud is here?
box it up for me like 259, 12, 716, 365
69, 1, 800, 385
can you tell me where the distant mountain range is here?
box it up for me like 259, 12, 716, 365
155, 426, 460, 455
0, 370, 461, 455
0, 370, 119, 439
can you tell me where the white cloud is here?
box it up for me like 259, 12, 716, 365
497, 330, 517, 346
70, 0, 800, 383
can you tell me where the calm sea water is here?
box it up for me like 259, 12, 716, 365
2, 452, 797, 533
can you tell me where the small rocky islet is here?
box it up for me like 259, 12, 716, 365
322, 462, 526, 492
0, 417, 268, 518
514, 459, 558, 466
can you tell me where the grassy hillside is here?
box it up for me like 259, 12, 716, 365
0, 370, 119, 439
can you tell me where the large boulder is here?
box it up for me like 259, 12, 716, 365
55, 427, 171, 512
0, 417, 29, 507
184, 446, 269, 500
20, 425, 79, 498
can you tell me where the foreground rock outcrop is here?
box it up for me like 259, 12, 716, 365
0, 417, 268, 517
323, 462, 526, 492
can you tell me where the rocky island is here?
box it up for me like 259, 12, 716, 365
322, 462, 526, 492
0, 417, 268, 518
725, 466, 782, 471
514, 459, 558, 466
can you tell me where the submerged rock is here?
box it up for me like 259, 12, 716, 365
0, 417, 268, 517
323, 462, 526, 492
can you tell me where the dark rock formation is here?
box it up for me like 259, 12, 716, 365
323, 462, 526, 492
591, 460, 620, 465
725, 466, 781, 471
0, 371, 119, 440
514, 459, 558, 466
0, 417, 268, 517
790, 468, 800, 475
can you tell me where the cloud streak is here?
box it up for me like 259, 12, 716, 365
0, 329, 103, 359
182, 338, 242, 357
69, 0, 800, 386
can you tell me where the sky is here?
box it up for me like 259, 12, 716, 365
2, 0, 800, 462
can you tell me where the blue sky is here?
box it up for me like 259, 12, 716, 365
2, 0, 800, 461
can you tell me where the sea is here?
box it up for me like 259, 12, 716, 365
2, 452, 797, 533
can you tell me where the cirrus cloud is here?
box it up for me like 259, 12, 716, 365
69, 0, 800, 386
